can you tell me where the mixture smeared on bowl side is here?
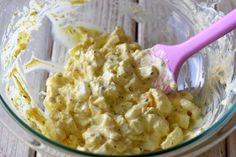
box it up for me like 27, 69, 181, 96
25, 26, 201, 155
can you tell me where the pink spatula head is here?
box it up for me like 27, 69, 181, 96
151, 8, 236, 83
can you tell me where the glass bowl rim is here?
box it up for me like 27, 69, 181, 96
1, 94, 236, 156
0, 1, 236, 155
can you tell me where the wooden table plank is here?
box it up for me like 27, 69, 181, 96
196, 141, 226, 157
227, 130, 236, 157
0, 122, 35, 157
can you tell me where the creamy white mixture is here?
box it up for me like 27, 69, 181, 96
4, 24, 201, 155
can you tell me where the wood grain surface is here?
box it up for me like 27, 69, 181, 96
227, 130, 236, 157
0, 0, 39, 157
0, 0, 236, 157
0, 123, 35, 157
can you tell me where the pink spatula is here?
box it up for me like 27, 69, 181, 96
150, 9, 236, 83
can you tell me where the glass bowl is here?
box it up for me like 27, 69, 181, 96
0, 0, 236, 156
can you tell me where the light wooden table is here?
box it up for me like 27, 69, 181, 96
0, 0, 236, 157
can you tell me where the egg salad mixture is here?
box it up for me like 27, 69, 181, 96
26, 26, 201, 155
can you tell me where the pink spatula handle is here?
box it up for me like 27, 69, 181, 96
152, 9, 236, 80
179, 8, 236, 59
